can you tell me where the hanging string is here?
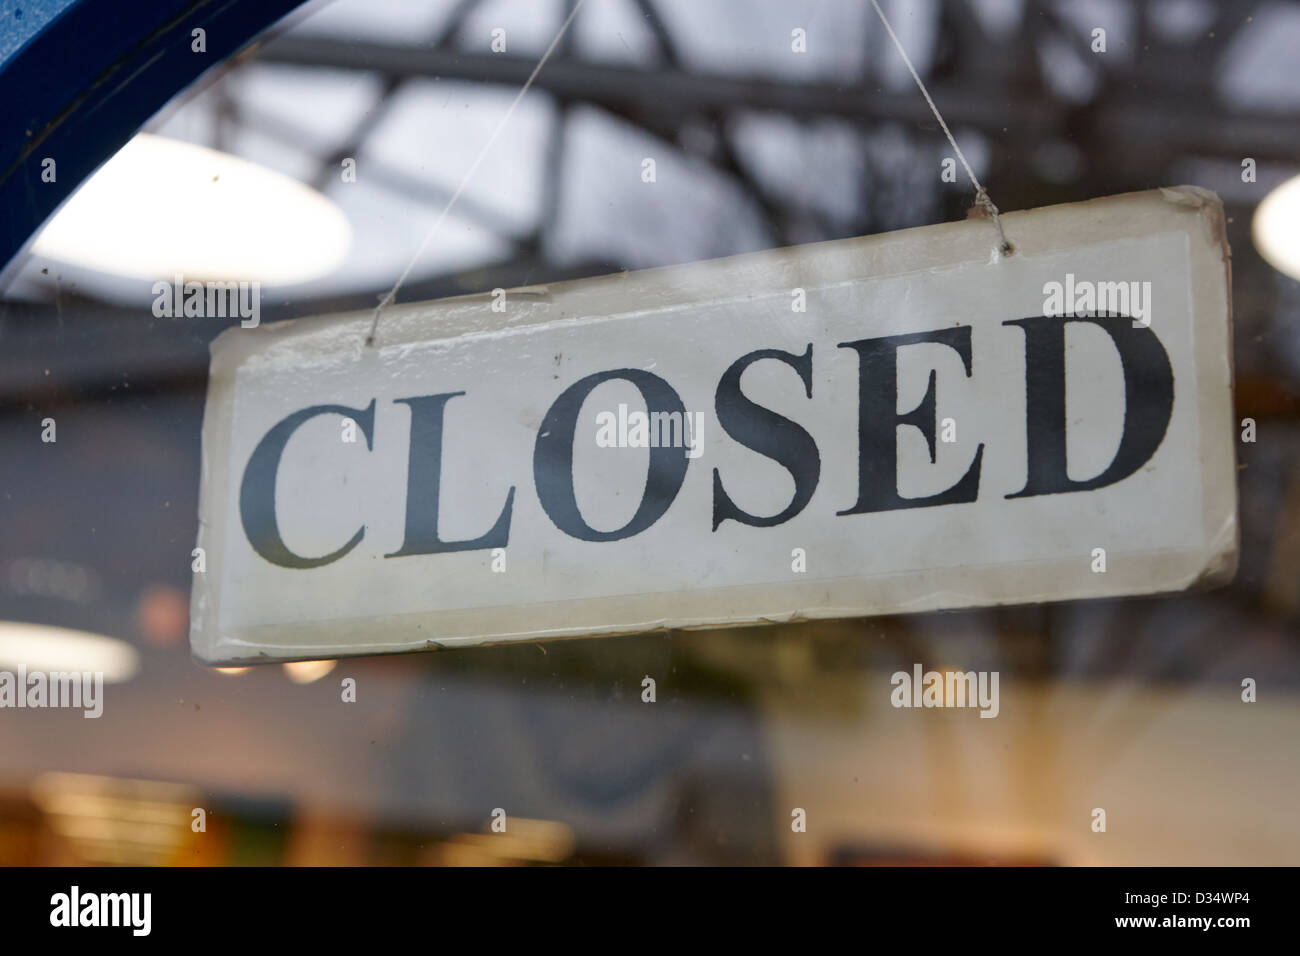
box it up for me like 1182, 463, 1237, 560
365, 0, 587, 346
868, 0, 1012, 256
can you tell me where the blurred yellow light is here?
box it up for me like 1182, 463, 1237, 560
1254, 173, 1300, 282
30, 773, 201, 867
0, 621, 139, 682
32, 133, 351, 285
283, 659, 337, 683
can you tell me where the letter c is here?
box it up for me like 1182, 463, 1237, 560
239, 400, 375, 568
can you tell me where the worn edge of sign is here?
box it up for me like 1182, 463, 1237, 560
191, 186, 1238, 664
1168, 185, 1238, 594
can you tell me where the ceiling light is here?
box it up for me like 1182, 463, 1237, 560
282, 659, 337, 684
1253, 173, 1300, 282
0, 621, 140, 683
31, 133, 351, 285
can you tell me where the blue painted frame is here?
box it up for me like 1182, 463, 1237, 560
0, 0, 308, 277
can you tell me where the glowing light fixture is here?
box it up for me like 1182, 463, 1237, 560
283, 659, 337, 684
1253, 173, 1300, 282
0, 622, 140, 683
32, 133, 351, 285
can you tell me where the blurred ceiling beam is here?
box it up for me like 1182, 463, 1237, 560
257, 36, 1059, 135
256, 36, 1299, 165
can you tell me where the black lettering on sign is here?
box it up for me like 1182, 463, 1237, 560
837, 327, 984, 515
1004, 315, 1174, 498
235, 316, 1179, 566
387, 392, 516, 557
712, 344, 820, 530
240, 400, 375, 569
534, 369, 690, 542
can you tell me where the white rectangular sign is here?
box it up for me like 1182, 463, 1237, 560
192, 187, 1236, 664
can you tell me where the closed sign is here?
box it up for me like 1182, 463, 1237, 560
191, 187, 1236, 664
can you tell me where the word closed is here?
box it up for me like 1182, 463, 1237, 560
192, 188, 1236, 664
